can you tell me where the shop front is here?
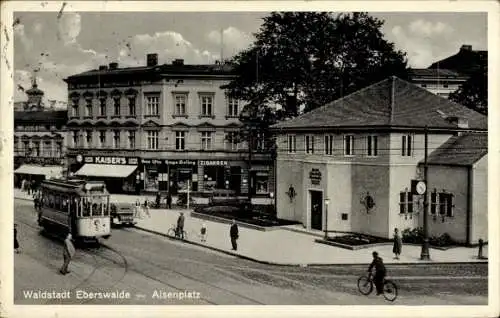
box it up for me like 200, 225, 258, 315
73, 155, 140, 194
198, 160, 243, 195
140, 158, 164, 193
165, 159, 198, 194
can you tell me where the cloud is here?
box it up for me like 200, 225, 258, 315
116, 30, 219, 66
408, 20, 454, 38
389, 20, 458, 68
57, 13, 81, 45
207, 27, 253, 58
14, 24, 33, 51
33, 22, 43, 34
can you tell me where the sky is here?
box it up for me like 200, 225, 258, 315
13, 11, 487, 105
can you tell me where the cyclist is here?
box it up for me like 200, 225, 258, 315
368, 251, 386, 295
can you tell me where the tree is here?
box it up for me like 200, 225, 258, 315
448, 64, 488, 115
222, 12, 409, 115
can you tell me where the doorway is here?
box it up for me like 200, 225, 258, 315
310, 190, 323, 230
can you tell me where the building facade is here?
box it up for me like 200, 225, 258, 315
14, 77, 68, 186
271, 77, 487, 243
64, 54, 274, 196
409, 68, 468, 99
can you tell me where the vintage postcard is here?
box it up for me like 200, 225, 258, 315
1, 1, 498, 318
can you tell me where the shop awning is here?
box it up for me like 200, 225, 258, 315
75, 164, 137, 178
15, 165, 63, 178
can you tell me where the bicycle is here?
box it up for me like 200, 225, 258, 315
167, 224, 188, 240
357, 272, 398, 302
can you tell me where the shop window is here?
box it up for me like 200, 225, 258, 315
255, 172, 269, 194
203, 166, 224, 191
305, 135, 314, 154
145, 167, 159, 191
287, 135, 296, 153
399, 191, 413, 214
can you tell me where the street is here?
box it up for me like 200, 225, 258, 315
14, 199, 487, 305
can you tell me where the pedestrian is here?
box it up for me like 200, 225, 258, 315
166, 192, 172, 209
134, 199, 142, 219
143, 199, 150, 217
230, 219, 239, 251
60, 233, 75, 275
176, 212, 185, 239
367, 251, 386, 296
392, 228, 402, 260
155, 192, 161, 208
200, 223, 207, 242
21, 178, 26, 192
27, 180, 32, 195
14, 224, 20, 253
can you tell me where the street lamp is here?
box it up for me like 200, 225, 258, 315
324, 198, 330, 239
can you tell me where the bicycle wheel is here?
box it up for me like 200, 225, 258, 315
383, 280, 398, 302
357, 276, 373, 295
167, 228, 177, 237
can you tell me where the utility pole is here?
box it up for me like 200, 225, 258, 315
420, 125, 430, 260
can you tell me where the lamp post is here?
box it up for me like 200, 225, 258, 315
420, 126, 431, 260
324, 198, 330, 239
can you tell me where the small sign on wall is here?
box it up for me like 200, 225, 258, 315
309, 169, 322, 185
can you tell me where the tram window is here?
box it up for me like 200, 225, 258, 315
82, 198, 91, 217
61, 196, 69, 213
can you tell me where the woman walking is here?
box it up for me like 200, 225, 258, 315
393, 228, 402, 259
14, 224, 20, 253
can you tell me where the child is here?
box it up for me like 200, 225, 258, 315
200, 223, 207, 242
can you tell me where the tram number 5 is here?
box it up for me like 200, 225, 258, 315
94, 220, 100, 232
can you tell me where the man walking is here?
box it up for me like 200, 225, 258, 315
392, 228, 402, 260
166, 192, 172, 209
230, 219, 239, 251
176, 212, 185, 239
60, 233, 75, 275
367, 251, 386, 295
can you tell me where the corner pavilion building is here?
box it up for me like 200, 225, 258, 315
271, 76, 487, 244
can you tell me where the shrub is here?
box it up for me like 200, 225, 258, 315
401, 227, 424, 244
430, 233, 455, 247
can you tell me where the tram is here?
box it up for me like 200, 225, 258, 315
37, 178, 111, 242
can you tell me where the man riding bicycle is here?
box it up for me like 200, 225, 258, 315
368, 251, 386, 295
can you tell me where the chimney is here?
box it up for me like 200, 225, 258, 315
98, 65, 108, 71
172, 59, 184, 66
109, 62, 119, 69
460, 44, 472, 52
147, 53, 158, 67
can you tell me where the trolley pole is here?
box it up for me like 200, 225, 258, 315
420, 126, 430, 260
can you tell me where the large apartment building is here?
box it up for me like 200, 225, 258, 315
64, 54, 274, 196
14, 77, 68, 187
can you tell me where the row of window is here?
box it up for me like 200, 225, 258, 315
14, 140, 63, 157
41, 192, 109, 217
71, 94, 240, 118
288, 135, 413, 157
399, 190, 454, 217
71, 130, 244, 151
15, 125, 63, 131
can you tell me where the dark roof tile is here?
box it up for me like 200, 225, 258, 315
271, 76, 487, 130
425, 133, 488, 166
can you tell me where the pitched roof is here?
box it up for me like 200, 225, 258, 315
271, 76, 487, 131
425, 133, 488, 166
65, 63, 235, 82
428, 46, 487, 75
409, 68, 468, 79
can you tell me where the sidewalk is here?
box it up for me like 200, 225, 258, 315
15, 189, 488, 266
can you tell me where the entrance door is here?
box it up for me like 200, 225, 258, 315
310, 190, 323, 230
